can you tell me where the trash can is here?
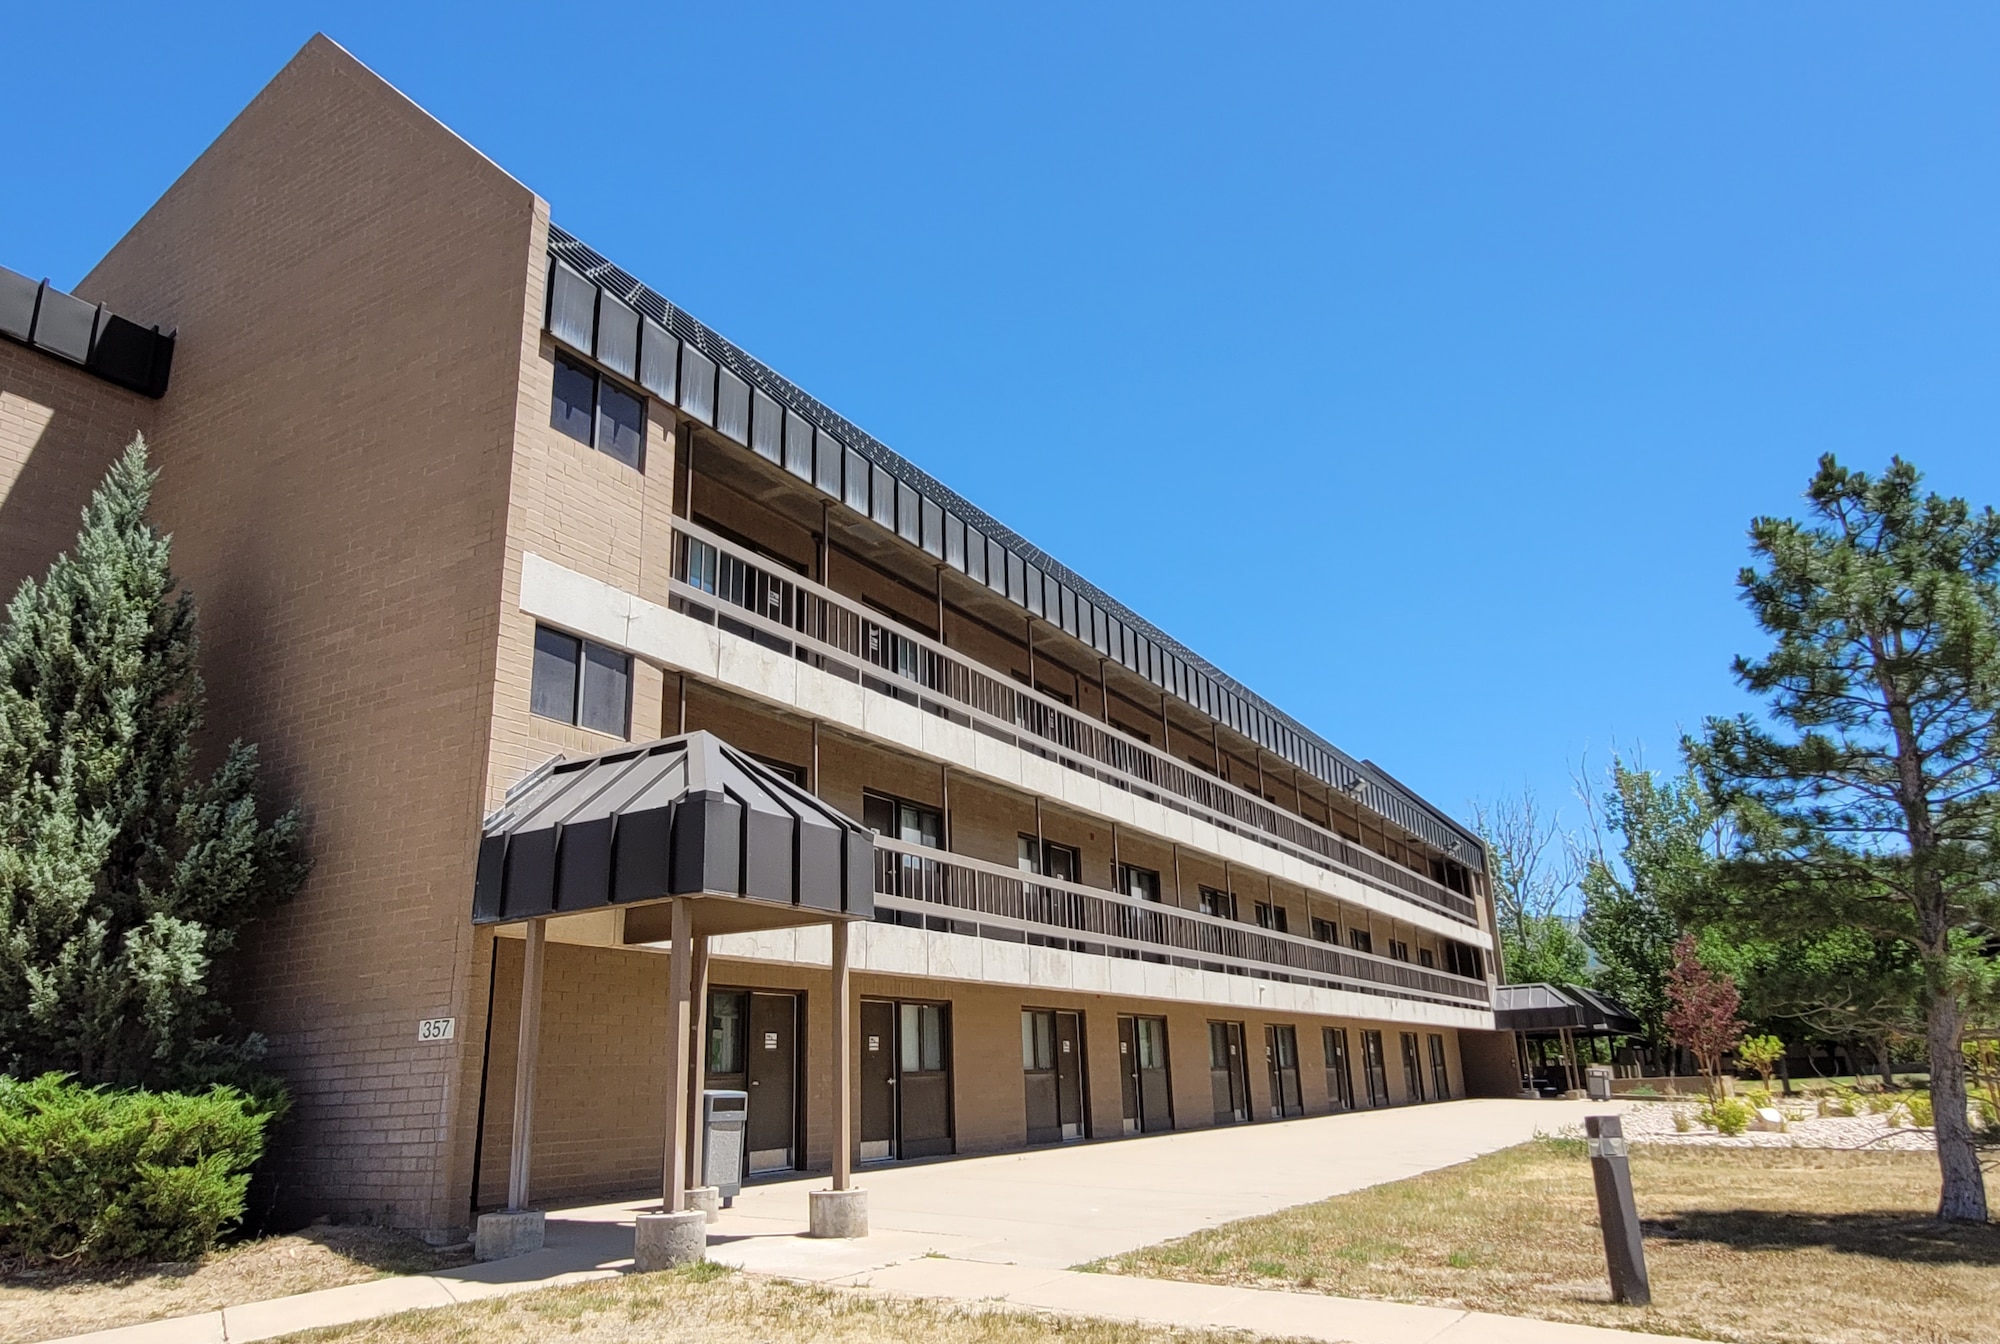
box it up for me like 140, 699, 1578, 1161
702, 1090, 748, 1206
1586, 1066, 1614, 1102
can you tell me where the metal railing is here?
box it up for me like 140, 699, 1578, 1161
870, 839, 1490, 1009
667, 522, 1481, 927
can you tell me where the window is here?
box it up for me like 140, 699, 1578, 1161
1310, 916, 1338, 944
1389, 939, 1410, 963
1253, 901, 1287, 933
529, 625, 630, 737
1198, 886, 1236, 920
550, 352, 645, 470
750, 754, 807, 786
1419, 947, 1437, 969
1018, 836, 1079, 883
1119, 864, 1161, 902
1444, 942, 1484, 979
1429, 1033, 1450, 1100
706, 991, 744, 1073
863, 792, 942, 848
1348, 927, 1374, 955
900, 1002, 947, 1073
1022, 1009, 1056, 1071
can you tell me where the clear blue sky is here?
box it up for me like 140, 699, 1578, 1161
9, 4, 2000, 839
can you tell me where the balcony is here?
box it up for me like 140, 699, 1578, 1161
873, 839, 1490, 1009
666, 520, 1481, 928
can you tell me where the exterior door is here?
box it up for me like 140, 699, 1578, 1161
1401, 1031, 1426, 1103
1023, 1009, 1087, 1145
1265, 1024, 1303, 1118
1360, 1029, 1390, 1108
897, 1001, 953, 1158
745, 992, 797, 1172
1209, 1021, 1249, 1123
1323, 1027, 1354, 1111
1430, 1034, 1451, 1101
1119, 1014, 1173, 1133
860, 999, 896, 1162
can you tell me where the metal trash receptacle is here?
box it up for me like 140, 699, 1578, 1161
702, 1090, 748, 1205
1586, 1066, 1614, 1101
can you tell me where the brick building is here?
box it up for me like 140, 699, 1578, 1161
1, 36, 1504, 1239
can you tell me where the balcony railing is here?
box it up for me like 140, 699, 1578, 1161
668, 521, 1480, 927
871, 839, 1490, 1009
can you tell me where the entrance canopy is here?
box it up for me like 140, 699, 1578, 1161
1493, 982, 1641, 1036
473, 730, 874, 933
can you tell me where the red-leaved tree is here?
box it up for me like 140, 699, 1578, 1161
1664, 934, 1744, 1096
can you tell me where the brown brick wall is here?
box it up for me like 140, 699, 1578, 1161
72, 35, 542, 1233
0, 342, 157, 604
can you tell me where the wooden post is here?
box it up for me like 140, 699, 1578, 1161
831, 919, 853, 1192
1586, 1114, 1651, 1304
506, 919, 547, 1212
664, 899, 693, 1213
685, 935, 711, 1192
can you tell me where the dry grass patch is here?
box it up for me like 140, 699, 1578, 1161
283, 1263, 1269, 1344
1, 1224, 470, 1343
1086, 1137, 2000, 1344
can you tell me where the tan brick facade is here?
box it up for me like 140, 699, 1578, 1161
0, 35, 1497, 1236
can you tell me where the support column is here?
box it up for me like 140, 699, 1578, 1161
664, 900, 693, 1213
507, 919, 546, 1212
812, 918, 867, 1237
684, 935, 713, 1214
476, 920, 548, 1261
637, 899, 706, 1269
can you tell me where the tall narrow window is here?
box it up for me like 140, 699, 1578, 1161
596, 379, 645, 469
551, 354, 596, 446
530, 626, 580, 722
579, 641, 631, 735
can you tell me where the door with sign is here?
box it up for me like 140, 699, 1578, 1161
705, 988, 799, 1176
1022, 1008, 1087, 1144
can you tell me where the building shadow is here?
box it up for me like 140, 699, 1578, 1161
1645, 1208, 2000, 1266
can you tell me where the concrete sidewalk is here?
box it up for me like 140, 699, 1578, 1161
49, 1099, 1681, 1344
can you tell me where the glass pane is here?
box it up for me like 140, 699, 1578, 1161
595, 380, 645, 469
708, 992, 744, 1073
1022, 1012, 1037, 1070
579, 641, 630, 736
1038, 1013, 1055, 1070
1139, 1019, 1163, 1069
530, 626, 580, 722
1209, 1022, 1228, 1069
900, 1004, 919, 1072
862, 793, 895, 835
923, 1005, 944, 1072
551, 355, 595, 446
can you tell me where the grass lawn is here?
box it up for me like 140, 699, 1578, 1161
279, 1263, 1259, 1344
1085, 1137, 2000, 1344
1, 1224, 471, 1344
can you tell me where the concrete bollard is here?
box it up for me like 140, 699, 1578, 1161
634, 1209, 708, 1270
808, 1187, 869, 1238
473, 1210, 545, 1261
687, 1186, 721, 1224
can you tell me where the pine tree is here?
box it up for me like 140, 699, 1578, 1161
1692, 454, 2000, 1222
0, 437, 308, 1088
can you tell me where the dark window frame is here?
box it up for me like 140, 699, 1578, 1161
528, 623, 632, 738
550, 350, 648, 473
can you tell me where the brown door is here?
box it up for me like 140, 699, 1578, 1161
1361, 1029, 1389, 1107
745, 992, 797, 1172
1323, 1027, 1354, 1110
1054, 1010, 1086, 1140
1118, 1015, 1141, 1134
1209, 1021, 1248, 1123
1265, 1024, 1302, 1118
1024, 1009, 1060, 1145
896, 1001, 953, 1158
860, 999, 896, 1162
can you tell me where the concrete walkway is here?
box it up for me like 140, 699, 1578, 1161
51, 1099, 1695, 1344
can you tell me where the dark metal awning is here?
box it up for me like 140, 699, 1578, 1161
1493, 982, 1643, 1035
473, 731, 873, 932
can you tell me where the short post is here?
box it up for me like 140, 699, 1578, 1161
1585, 1113, 1650, 1306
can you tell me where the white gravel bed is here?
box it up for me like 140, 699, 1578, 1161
1610, 1099, 1936, 1151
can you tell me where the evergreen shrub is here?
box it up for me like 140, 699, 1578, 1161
0, 1073, 270, 1264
